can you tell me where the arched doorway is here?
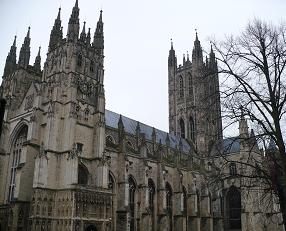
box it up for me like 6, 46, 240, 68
85, 225, 97, 231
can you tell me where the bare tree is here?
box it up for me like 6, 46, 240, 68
210, 19, 286, 227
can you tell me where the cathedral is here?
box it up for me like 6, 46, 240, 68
0, 1, 284, 231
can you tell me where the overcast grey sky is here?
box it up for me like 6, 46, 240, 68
0, 0, 286, 136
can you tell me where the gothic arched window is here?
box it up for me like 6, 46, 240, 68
129, 176, 136, 230
9, 125, 28, 201
166, 182, 172, 213
188, 73, 193, 97
189, 116, 195, 141
179, 118, 185, 139
148, 179, 156, 212
227, 186, 241, 229
78, 164, 88, 185
90, 60, 95, 72
109, 172, 115, 192
166, 182, 173, 230
182, 186, 187, 213
106, 135, 115, 146
179, 76, 184, 98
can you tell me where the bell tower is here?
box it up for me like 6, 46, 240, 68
168, 33, 222, 155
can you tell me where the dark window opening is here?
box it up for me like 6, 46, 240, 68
77, 54, 82, 67
90, 60, 94, 72
227, 186, 241, 230
148, 179, 155, 212
180, 118, 185, 139
182, 186, 187, 213
189, 117, 195, 141
76, 143, 83, 152
78, 164, 88, 185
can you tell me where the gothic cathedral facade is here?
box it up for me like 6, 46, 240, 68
0, 1, 283, 231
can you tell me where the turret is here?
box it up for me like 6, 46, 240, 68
3, 36, 17, 77
239, 107, 249, 139
192, 31, 203, 65
86, 28, 91, 45
18, 27, 31, 69
168, 39, 177, 67
48, 8, 62, 51
33, 47, 41, 73
67, 0, 80, 42
79, 21, 86, 43
209, 45, 217, 70
93, 10, 104, 55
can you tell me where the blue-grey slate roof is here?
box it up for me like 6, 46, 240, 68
105, 109, 241, 155
221, 137, 240, 154
105, 109, 191, 153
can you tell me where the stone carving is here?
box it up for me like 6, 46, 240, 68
24, 94, 34, 110
67, 143, 80, 160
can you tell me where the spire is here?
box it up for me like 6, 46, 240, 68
49, 7, 62, 51
3, 36, 17, 77
18, 27, 31, 69
80, 21, 86, 43
26, 26, 30, 38
67, 0, 80, 42
33, 46, 41, 72
168, 38, 177, 67
183, 54, 186, 65
187, 51, 190, 62
93, 10, 104, 55
192, 30, 203, 64
209, 44, 216, 70
86, 28, 91, 45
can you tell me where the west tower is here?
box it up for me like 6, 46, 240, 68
168, 34, 222, 155
0, 1, 111, 230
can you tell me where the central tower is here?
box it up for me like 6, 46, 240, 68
168, 34, 222, 155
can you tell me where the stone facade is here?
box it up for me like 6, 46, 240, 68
0, 1, 284, 231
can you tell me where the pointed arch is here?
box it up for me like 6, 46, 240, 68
148, 179, 156, 212
182, 185, 187, 213
226, 186, 241, 229
8, 124, 28, 201
128, 175, 137, 230
189, 116, 195, 141
165, 182, 173, 213
179, 118, 185, 139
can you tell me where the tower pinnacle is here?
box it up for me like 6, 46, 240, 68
67, 0, 80, 42
3, 36, 17, 77
49, 7, 62, 51
18, 27, 31, 69
80, 21, 86, 43
192, 30, 203, 64
93, 10, 104, 55
33, 46, 41, 72
168, 38, 176, 67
